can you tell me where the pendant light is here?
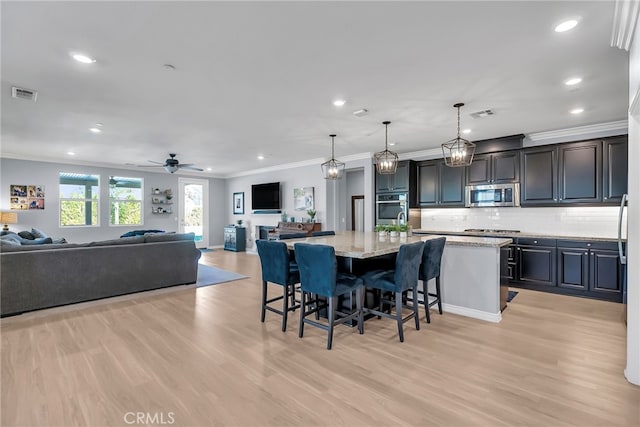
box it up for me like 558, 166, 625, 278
321, 134, 345, 180
442, 103, 476, 167
374, 121, 398, 174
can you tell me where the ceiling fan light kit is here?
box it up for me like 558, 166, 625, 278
442, 103, 476, 167
321, 134, 345, 180
374, 121, 399, 175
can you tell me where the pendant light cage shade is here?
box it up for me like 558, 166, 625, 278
442, 103, 476, 167
374, 121, 399, 174
321, 134, 345, 180
442, 137, 476, 167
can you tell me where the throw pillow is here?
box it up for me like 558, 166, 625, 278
0, 238, 21, 247
31, 227, 49, 238
51, 237, 68, 244
18, 231, 36, 240
0, 234, 22, 244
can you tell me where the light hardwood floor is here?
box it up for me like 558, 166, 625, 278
2, 250, 638, 426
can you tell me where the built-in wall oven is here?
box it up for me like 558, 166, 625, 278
376, 193, 408, 224
465, 183, 520, 208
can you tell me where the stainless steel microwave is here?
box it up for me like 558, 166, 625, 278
465, 183, 520, 207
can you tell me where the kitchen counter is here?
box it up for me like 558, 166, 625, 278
414, 229, 624, 242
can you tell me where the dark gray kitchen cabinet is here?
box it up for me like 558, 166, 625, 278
376, 160, 411, 192
418, 162, 438, 205
603, 136, 628, 203
466, 151, 519, 185
439, 161, 465, 205
418, 160, 465, 207
558, 140, 601, 203
520, 146, 558, 205
557, 240, 623, 301
516, 240, 556, 287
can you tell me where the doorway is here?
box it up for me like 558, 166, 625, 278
178, 177, 209, 248
351, 195, 364, 231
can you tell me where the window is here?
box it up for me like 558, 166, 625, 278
109, 176, 143, 226
59, 173, 99, 227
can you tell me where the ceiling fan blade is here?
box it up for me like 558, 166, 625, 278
132, 164, 164, 168
178, 165, 204, 171
147, 160, 164, 165
177, 163, 194, 167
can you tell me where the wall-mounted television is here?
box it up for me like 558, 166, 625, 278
251, 182, 281, 211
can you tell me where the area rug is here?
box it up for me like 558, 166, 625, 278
200, 248, 214, 253
196, 264, 247, 288
507, 290, 519, 302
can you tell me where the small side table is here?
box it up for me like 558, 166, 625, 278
224, 226, 246, 252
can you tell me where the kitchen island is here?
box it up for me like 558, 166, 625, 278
283, 231, 512, 323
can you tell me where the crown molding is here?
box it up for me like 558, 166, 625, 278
225, 152, 373, 179
526, 120, 628, 144
611, 0, 640, 51
398, 148, 442, 161
0, 153, 225, 179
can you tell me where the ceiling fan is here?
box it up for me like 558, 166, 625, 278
132, 153, 203, 174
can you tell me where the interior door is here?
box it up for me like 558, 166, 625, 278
178, 177, 209, 248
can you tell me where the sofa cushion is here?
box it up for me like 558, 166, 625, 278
51, 237, 68, 244
31, 228, 49, 238
0, 242, 89, 252
88, 236, 145, 247
144, 232, 194, 243
18, 231, 35, 240
21, 237, 53, 245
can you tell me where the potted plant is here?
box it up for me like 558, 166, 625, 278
388, 224, 400, 238
237, 219, 243, 227
307, 209, 317, 223
375, 224, 387, 238
398, 223, 409, 239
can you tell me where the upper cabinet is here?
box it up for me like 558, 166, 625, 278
521, 136, 626, 206
520, 146, 558, 205
558, 140, 601, 203
603, 136, 628, 203
375, 160, 419, 207
418, 160, 465, 207
466, 151, 519, 185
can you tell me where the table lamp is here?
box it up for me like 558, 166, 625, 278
1, 212, 18, 231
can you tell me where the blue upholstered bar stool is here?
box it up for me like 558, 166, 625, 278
294, 243, 364, 350
361, 241, 424, 342
311, 231, 335, 237
278, 232, 308, 240
256, 240, 300, 332
419, 237, 446, 323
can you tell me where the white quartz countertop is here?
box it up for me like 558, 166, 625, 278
283, 231, 511, 259
413, 229, 624, 242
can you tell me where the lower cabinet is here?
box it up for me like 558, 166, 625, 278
515, 239, 557, 287
557, 240, 623, 301
224, 226, 246, 252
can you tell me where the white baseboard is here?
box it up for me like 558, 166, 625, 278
442, 303, 502, 323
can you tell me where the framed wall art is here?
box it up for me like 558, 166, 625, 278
293, 187, 314, 211
233, 192, 244, 215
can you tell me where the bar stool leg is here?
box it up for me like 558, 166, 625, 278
282, 284, 289, 332
413, 285, 420, 331
261, 281, 268, 323
436, 277, 443, 314
356, 288, 364, 335
298, 291, 306, 338
395, 291, 404, 343
424, 280, 431, 324
327, 296, 336, 350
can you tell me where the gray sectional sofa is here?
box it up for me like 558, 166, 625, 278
0, 232, 201, 317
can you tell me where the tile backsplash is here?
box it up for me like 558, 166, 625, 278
419, 206, 627, 239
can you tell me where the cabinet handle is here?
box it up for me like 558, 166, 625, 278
534, 240, 538, 244
604, 197, 608, 200
585, 252, 588, 255
554, 198, 557, 201
591, 253, 594, 256
587, 243, 591, 247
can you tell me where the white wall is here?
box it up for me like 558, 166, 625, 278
625, 17, 640, 386
225, 164, 328, 249
420, 206, 626, 239
0, 158, 226, 244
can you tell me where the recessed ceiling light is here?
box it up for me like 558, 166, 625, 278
67, 151, 75, 156
72, 53, 96, 64
89, 127, 102, 133
462, 129, 472, 134
564, 77, 582, 86
95, 122, 103, 127
570, 108, 584, 115
389, 142, 396, 146
206, 167, 212, 171
257, 155, 264, 160
555, 19, 578, 33
333, 99, 346, 107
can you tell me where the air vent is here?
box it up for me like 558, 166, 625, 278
352, 108, 369, 117
12, 86, 38, 102
470, 109, 494, 119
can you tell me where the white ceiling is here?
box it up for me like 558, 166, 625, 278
0, 1, 629, 177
